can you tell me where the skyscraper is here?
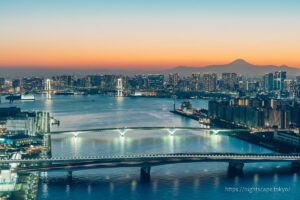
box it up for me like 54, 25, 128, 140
263, 73, 274, 92
168, 73, 179, 87
191, 73, 201, 91
147, 74, 164, 90
296, 76, 300, 84
273, 71, 286, 91
221, 73, 238, 91
202, 73, 217, 92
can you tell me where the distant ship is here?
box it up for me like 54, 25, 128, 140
21, 94, 35, 100
55, 92, 75, 95
5, 94, 21, 101
5, 94, 35, 101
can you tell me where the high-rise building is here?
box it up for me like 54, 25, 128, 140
273, 71, 286, 91
88, 75, 102, 87
296, 76, 300, 84
263, 73, 274, 92
284, 79, 297, 97
147, 74, 164, 90
246, 81, 259, 92
202, 73, 217, 92
0, 78, 5, 89
61, 75, 73, 87
191, 73, 201, 91
168, 73, 179, 87
221, 73, 238, 91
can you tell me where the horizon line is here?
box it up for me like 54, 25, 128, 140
0, 59, 299, 70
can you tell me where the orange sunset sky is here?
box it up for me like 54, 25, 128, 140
0, 0, 300, 69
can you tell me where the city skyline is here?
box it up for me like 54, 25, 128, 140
1, 1, 300, 200
1, 0, 300, 69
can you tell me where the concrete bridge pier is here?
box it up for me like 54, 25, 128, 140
140, 166, 151, 182
291, 162, 300, 171
228, 162, 244, 175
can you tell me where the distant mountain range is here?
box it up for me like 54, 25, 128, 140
1, 59, 299, 78
164, 59, 300, 77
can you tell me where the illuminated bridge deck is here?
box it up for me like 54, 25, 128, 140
4, 153, 300, 172
49, 126, 249, 135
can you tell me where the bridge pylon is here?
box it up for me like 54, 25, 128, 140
228, 162, 244, 175
140, 166, 151, 182
116, 78, 123, 97
291, 162, 300, 171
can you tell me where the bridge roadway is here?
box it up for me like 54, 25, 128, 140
49, 126, 249, 135
4, 153, 300, 179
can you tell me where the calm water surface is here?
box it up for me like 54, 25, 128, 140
1, 96, 299, 200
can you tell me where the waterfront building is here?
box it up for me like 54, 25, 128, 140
21, 77, 44, 93
0, 107, 50, 136
274, 131, 300, 146
0, 169, 18, 193
52, 75, 74, 89
208, 98, 294, 129
146, 74, 164, 91
98, 75, 117, 92
5, 117, 36, 136
264, 108, 291, 129
1, 135, 37, 147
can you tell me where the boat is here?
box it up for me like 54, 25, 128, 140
21, 94, 35, 100
5, 94, 21, 101
55, 91, 75, 95
5, 93, 35, 101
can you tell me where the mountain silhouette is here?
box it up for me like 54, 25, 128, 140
0, 59, 299, 78
164, 59, 300, 77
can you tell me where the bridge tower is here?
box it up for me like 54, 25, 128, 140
116, 78, 123, 97
44, 78, 52, 99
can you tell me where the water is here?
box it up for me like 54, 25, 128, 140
1, 96, 299, 200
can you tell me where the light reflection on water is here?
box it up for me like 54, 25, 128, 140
1, 95, 299, 200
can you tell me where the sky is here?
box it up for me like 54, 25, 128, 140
0, 0, 300, 69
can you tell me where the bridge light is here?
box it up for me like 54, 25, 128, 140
209, 130, 219, 135
117, 129, 128, 137
166, 128, 177, 136
73, 132, 79, 138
